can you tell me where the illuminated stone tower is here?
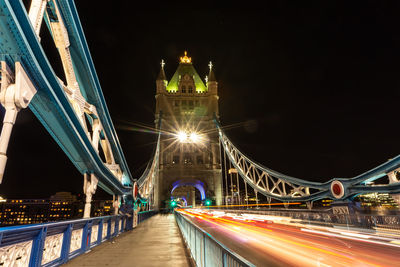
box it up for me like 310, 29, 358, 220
154, 52, 222, 209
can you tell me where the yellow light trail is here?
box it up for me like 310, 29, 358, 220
178, 209, 383, 267
200, 202, 302, 208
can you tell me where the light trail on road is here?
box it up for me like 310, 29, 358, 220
177, 209, 400, 267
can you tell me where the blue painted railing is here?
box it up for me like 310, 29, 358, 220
175, 211, 255, 267
0, 214, 134, 267
0, 210, 158, 266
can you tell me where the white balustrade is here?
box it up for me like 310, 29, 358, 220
0, 240, 32, 267
111, 221, 115, 235
91, 224, 99, 244
69, 229, 83, 253
102, 222, 108, 240
41, 233, 63, 265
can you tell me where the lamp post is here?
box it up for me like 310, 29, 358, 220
228, 168, 239, 205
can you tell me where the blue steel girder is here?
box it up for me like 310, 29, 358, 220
51, 0, 133, 186
0, 0, 130, 195
137, 114, 162, 204
215, 118, 400, 202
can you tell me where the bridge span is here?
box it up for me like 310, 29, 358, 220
0, 0, 399, 266
177, 208, 400, 267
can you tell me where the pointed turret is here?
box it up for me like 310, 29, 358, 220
166, 52, 207, 93
156, 59, 167, 94
207, 61, 218, 95
208, 61, 217, 82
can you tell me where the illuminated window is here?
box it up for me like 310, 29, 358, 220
183, 153, 192, 164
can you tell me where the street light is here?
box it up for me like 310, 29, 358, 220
189, 132, 199, 142
177, 131, 188, 142
176, 131, 202, 143
170, 200, 177, 207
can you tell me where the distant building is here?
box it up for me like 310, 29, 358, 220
354, 192, 399, 211
0, 198, 49, 226
48, 192, 83, 221
0, 193, 116, 226
0, 192, 86, 226
92, 200, 113, 217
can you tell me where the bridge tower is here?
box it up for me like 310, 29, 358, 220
154, 52, 222, 209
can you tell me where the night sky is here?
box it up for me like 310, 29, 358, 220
2, 1, 400, 199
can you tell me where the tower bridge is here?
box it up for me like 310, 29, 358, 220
0, 1, 399, 266
155, 53, 222, 209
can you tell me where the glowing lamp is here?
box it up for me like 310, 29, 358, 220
189, 132, 200, 143
177, 131, 187, 142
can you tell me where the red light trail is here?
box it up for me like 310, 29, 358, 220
177, 209, 400, 267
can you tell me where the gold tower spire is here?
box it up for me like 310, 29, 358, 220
179, 51, 192, 64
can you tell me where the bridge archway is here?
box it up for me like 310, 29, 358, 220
170, 180, 207, 207
171, 180, 206, 200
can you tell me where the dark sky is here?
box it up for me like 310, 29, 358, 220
2, 1, 400, 199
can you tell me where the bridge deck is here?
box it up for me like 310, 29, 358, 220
63, 214, 191, 267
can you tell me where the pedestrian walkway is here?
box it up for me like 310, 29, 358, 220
63, 214, 191, 267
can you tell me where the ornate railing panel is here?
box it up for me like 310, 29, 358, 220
0, 240, 32, 267
69, 229, 83, 253
102, 222, 108, 240
42, 233, 63, 265
0, 213, 134, 267
90, 224, 99, 245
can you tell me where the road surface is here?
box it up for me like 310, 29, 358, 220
178, 209, 400, 267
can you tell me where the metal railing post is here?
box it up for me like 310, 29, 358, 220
82, 220, 90, 250
29, 227, 47, 267
60, 224, 72, 264
98, 219, 103, 244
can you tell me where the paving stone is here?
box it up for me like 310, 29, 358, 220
63, 214, 191, 267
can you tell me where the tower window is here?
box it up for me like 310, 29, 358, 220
181, 86, 186, 93
188, 86, 193, 93
172, 155, 180, 164
183, 153, 192, 164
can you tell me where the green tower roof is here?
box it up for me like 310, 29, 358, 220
166, 63, 208, 93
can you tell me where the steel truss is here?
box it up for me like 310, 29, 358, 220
136, 115, 162, 209
0, 0, 133, 194
216, 119, 400, 201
